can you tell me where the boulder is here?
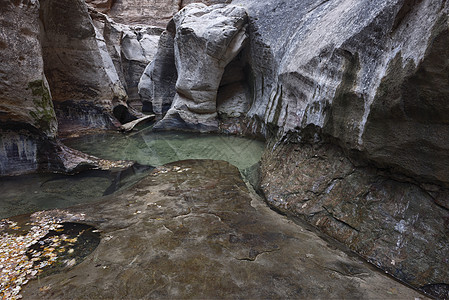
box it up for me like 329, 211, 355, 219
153, 4, 248, 132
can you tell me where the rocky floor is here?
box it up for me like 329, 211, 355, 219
13, 160, 425, 299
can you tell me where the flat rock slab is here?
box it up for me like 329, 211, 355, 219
21, 160, 424, 299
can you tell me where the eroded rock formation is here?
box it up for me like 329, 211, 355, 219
86, 0, 232, 27
138, 22, 178, 114
147, 4, 249, 132
232, 0, 449, 290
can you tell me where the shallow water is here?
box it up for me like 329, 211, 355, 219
64, 129, 265, 170
0, 129, 265, 219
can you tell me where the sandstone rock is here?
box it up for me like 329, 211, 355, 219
153, 4, 248, 132
232, 0, 449, 291
138, 23, 178, 114
0, 0, 57, 175
90, 10, 162, 103
0, 0, 57, 138
20, 160, 423, 299
261, 139, 449, 289
236, 0, 449, 185
86, 0, 231, 27
216, 57, 251, 118
39, 0, 136, 133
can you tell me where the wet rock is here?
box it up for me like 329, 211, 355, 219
153, 4, 248, 132
260, 139, 449, 289
20, 160, 423, 299
233, 0, 449, 292
0, 1, 102, 175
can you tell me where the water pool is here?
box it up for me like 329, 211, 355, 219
0, 129, 265, 219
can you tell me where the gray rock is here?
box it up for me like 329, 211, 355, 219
232, 0, 449, 291
154, 4, 248, 132
39, 0, 140, 133
0, 0, 57, 138
236, 0, 449, 184
261, 139, 449, 289
138, 23, 178, 114
86, 0, 232, 27
90, 10, 162, 104
20, 160, 423, 299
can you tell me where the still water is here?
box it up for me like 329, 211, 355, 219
0, 129, 265, 219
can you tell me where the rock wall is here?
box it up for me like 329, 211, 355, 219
39, 0, 134, 133
86, 0, 231, 27
139, 4, 251, 132
0, 0, 58, 175
0, 0, 158, 174
231, 0, 449, 291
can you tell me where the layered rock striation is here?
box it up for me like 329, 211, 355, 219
141, 4, 249, 132
0, 0, 161, 174
86, 0, 232, 27
231, 0, 449, 290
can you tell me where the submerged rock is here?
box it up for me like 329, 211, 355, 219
20, 160, 423, 299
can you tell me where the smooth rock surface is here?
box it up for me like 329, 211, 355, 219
39, 0, 135, 133
138, 23, 178, 114
20, 160, 424, 299
90, 10, 163, 102
0, 0, 57, 137
154, 4, 248, 132
235, 0, 449, 185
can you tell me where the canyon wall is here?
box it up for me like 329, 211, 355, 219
0, 0, 161, 174
85, 0, 231, 27
231, 0, 449, 291
1, 0, 449, 295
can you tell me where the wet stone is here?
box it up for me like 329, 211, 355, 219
17, 160, 425, 299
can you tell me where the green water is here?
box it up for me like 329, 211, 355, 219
0, 129, 265, 219
64, 130, 265, 170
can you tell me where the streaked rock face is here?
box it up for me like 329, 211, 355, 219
237, 0, 449, 185
149, 4, 248, 132
86, 0, 231, 27
0, 0, 57, 138
39, 0, 130, 133
232, 0, 449, 290
138, 23, 178, 114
